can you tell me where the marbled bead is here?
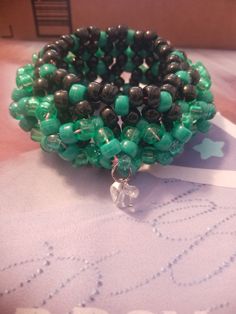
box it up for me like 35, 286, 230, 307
59, 122, 77, 144
9, 102, 23, 120
40, 118, 61, 136
142, 146, 156, 164
69, 84, 87, 104
100, 138, 121, 159
39, 63, 57, 78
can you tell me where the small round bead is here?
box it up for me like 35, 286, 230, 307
100, 106, 118, 127
39, 63, 57, 78
87, 82, 102, 101
163, 73, 182, 88
74, 100, 94, 117
158, 91, 173, 112
143, 85, 160, 107
182, 84, 197, 101
52, 68, 68, 86
33, 78, 49, 96
161, 84, 177, 99
42, 49, 60, 64
114, 95, 129, 116
74, 27, 90, 42
175, 70, 191, 84
188, 68, 200, 85
62, 74, 81, 90
101, 84, 119, 103
54, 90, 69, 109
142, 107, 161, 123
128, 86, 143, 106
122, 108, 141, 126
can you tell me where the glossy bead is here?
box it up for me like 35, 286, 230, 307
117, 153, 132, 171
11, 87, 32, 101
98, 31, 107, 47
39, 63, 57, 78
177, 100, 190, 113
188, 68, 200, 85
158, 91, 173, 112
63, 73, 81, 90
44, 134, 62, 150
120, 139, 138, 158
172, 124, 192, 143
54, 90, 69, 109
40, 118, 60, 136
42, 49, 60, 63
128, 86, 143, 106
182, 84, 197, 101
33, 78, 49, 96
161, 84, 177, 99
165, 62, 182, 74
74, 118, 95, 141
9, 102, 23, 120
114, 95, 129, 116
121, 126, 141, 144
74, 100, 94, 117
100, 106, 118, 127
19, 116, 37, 132
154, 132, 173, 151
23, 97, 40, 116
176, 70, 191, 84
196, 119, 211, 133
59, 123, 77, 144
142, 123, 162, 144
74, 27, 90, 42
100, 138, 121, 159
91, 116, 104, 130
163, 73, 182, 89
30, 128, 43, 142
170, 50, 186, 61
122, 108, 141, 126
142, 146, 156, 164
87, 82, 102, 101
69, 84, 87, 104
86, 144, 100, 165
16, 74, 33, 89
143, 85, 160, 107
59, 144, 80, 161
94, 127, 114, 146
197, 90, 214, 103
96, 60, 107, 75
73, 149, 88, 167
101, 84, 118, 103
142, 107, 161, 123
156, 151, 173, 165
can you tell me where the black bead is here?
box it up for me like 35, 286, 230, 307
54, 90, 69, 109
74, 100, 94, 117
165, 104, 181, 120
72, 57, 84, 71
128, 86, 143, 106
131, 68, 143, 81
60, 34, 74, 49
101, 84, 119, 103
142, 107, 161, 123
165, 62, 183, 74
181, 61, 189, 71
35, 58, 44, 68
165, 54, 182, 64
145, 69, 155, 82
117, 25, 128, 40
114, 76, 125, 88
33, 78, 49, 96
52, 68, 68, 86
100, 106, 118, 127
86, 41, 98, 54
116, 54, 127, 67
42, 49, 60, 64
145, 55, 155, 67
182, 84, 197, 101
102, 54, 113, 66
134, 30, 144, 47
106, 26, 118, 41
163, 73, 182, 89
143, 85, 160, 107
111, 123, 121, 137
87, 56, 98, 68
122, 108, 141, 126
87, 82, 102, 101
110, 64, 123, 76
62, 74, 82, 90
116, 39, 128, 51
161, 84, 177, 99
157, 44, 173, 58
54, 39, 69, 57
101, 39, 113, 53
144, 30, 158, 43
188, 68, 200, 85
43, 43, 61, 55
88, 26, 100, 41
132, 54, 143, 67
74, 27, 90, 42
86, 71, 97, 81
57, 109, 72, 124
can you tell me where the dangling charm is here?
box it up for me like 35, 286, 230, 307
110, 162, 139, 210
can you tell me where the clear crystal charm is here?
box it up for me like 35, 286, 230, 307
110, 181, 139, 209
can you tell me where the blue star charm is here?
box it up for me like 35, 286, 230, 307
193, 138, 225, 160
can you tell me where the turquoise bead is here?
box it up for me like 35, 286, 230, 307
190, 104, 203, 120
23, 97, 40, 116
142, 146, 156, 164
120, 140, 138, 158
117, 153, 132, 171
136, 119, 149, 132
151, 62, 159, 76
170, 50, 186, 60
74, 119, 95, 140
86, 144, 101, 166
91, 116, 104, 130
40, 118, 60, 136
169, 140, 184, 156
197, 90, 214, 103
127, 29, 135, 44
19, 116, 37, 132
154, 132, 173, 151
158, 91, 173, 112
196, 119, 211, 133
156, 151, 174, 165
114, 95, 129, 116
11, 87, 32, 101
9, 102, 23, 120
39, 63, 57, 78
69, 84, 87, 104
172, 124, 192, 143
58, 144, 80, 161
73, 149, 88, 167
94, 127, 114, 146
121, 126, 141, 144
96, 60, 107, 75
124, 59, 135, 72
35, 101, 56, 121
176, 70, 191, 84
59, 123, 78, 144
44, 134, 62, 151
99, 156, 112, 169
197, 77, 211, 90
98, 31, 107, 47
16, 74, 33, 88
30, 128, 43, 142
142, 123, 162, 144
181, 113, 193, 129
100, 138, 121, 159
177, 100, 190, 113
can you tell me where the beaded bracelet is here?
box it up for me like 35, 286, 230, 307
9, 26, 216, 210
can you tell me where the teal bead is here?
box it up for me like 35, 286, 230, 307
17, 67, 26, 76
193, 61, 210, 80
40, 136, 54, 153
91, 116, 104, 130
196, 119, 211, 133
58, 144, 80, 161
190, 104, 203, 120
73, 149, 88, 167
11, 87, 32, 101
69, 84, 87, 104
172, 124, 192, 143
169, 140, 184, 156
32, 53, 38, 64
158, 91, 173, 112
59, 123, 78, 144
170, 50, 186, 60
136, 119, 149, 133
197, 90, 214, 103
19, 116, 37, 132
99, 156, 112, 169
96, 60, 107, 75
127, 29, 135, 44
40, 118, 60, 136
23, 97, 40, 116
74, 119, 95, 140
156, 151, 174, 165
205, 103, 216, 119
114, 95, 129, 116
86, 144, 101, 166
121, 126, 141, 144
124, 59, 135, 72
142, 146, 156, 164
117, 153, 132, 171
42, 95, 54, 103
16, 74, 33, 88
151, 62, 159, 76
197, 77, 211, 90
30, 128, 43, 142
70, 34, 80, 52
98, 31, 107, 47
176, 71, 191, 84
154, 132, 173, 151
142, 123, 162, 144
9, 102, 23, 120
44, 134, 62, 151
125, 46, 135, 58
177, 100, 190, 113
39, 63, 57, 78
181, 113, 193, 129
23, 63, 34, 75
130, 155, 142, 174
100, 138, 121, 159
35, 101, 57, 121
18, 97, 29, 113
120, 140, 138, 158
94, 127, 114, 146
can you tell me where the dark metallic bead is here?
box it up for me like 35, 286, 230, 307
110, 64, 123, 76
165, 104, 181, 120
74, 100, 94, 117
57, 109, 72, 124
60, 34, 74, 49
86, 71, 97, 81
42, 49, 60, 64
54, 90, 69, 109
35, 58, 44, 68
122, 108, 141, 126
33, 78, 49, 96
181, 62, 189, 71
134, 30, 144, 46
88, 26, 100, 41
106, 26, 118, 41
43, 43, 61, 54
54, 39, 69, 57
165, 62, 183, 74
116, 39, 128, 51
87, 82, 102, 101
116, 54, 127, 67
52, 68, 68, 86
132, 54, 143, 67
143, 85, 160, 107
142, 107, 161, 123
165, 54, 182, 64
157, 44, 173, 58
62, 74, 82, 90
117, 25, 128, 40
182, 84, 197, 101
161, 84, 177, 99
100, 106, 118, 127
114, 76, 125, 88
163, 73, 182, 89
131, 68, 143, 82
144, 30, 158, 42
102, 54, 113, 66
86, 41, 98, 54
74, 27, 90, 42
188, 68, 200, 85
128, 86, 143, 106
87, 56, 98, 68
101, 84, 119, 103
111, 123, 121, 137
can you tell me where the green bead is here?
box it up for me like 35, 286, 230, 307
117, 153, 132, 171
120, 140, 138, 158
196, 119, 211, 133
18, 97, 29, 112
176, 71, 191, 84
95, 48, 104, 58
44, 134, 62, 151
59, 123, 78, 144
121, 126, 141, 144
136, 118, 149, 132
158, 91, 173, 112
156, 151, 173, 165
151, 62, 159, 76
69, 84, 87, 104
170, 50, 186, 60
17, 67, 26, 76
205, 103, 216, 119
91, 116, 104, 130
142, 146, 156, 164
19, 116, 37, 132
42, 95, 54, 103
197, 77, 211, 90
99, 156, 112, 169
197, 90, 214, 103
58, 144, 80, 161
177, 100, 190, 113
169, 140, 184, 156
193, 61, 210, 79
127, 29, 135, 44
86, 144, 101, 166
11, 87, 31, 101
74, 119, 95, 140
124, 59, 135, 72
94, 127, 114, 146
16, 74, 33, 88
9, 102, 23, 120
32, 53, 38, 64
98, 31, 107, 47
39, 63, 57, 78
40, 136, 54, 153
35, 101, 57, 121
100, 138, 121, 159
125, 46, 134, 58
96, 60, 107, 75
30, 128, 43, 142
142, 123, 162, 144
114, 95, 129, 116
181, 113, 193, 129
40, 118, 60, 136
23, 63, 34, 75
154, 132, 173, 151
70, 34, 80, 52
23, 97, 40, 116
73, 149, 88, 167
172, 124, 192, 143
190, 104, 203, 120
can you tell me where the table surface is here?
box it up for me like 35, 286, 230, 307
0, 40, 236, 314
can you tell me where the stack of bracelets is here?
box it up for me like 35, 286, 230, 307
9, 25, 216, 209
